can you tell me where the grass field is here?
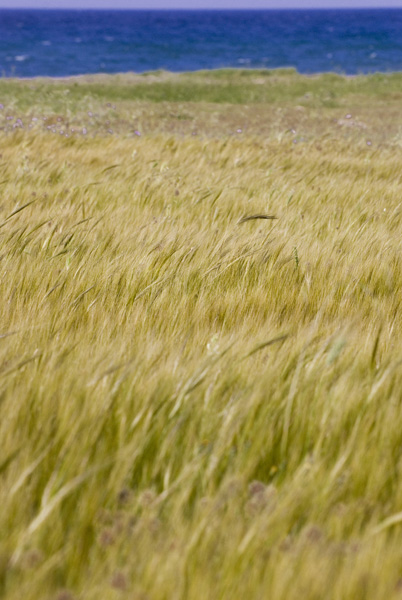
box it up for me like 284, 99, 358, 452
2, 69, 402, 599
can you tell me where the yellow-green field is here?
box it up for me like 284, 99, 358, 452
2, 69, 402, 599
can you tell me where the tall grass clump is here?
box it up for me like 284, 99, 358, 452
1, 70, 402, 599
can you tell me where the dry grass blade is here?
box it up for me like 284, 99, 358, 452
371, 512, 402, 535
237, 214, 278, 224
241, 334, 289, 359
71, 285, 96, 306
0, 352, 42, 378
0, 330, 18, 340
9, 446, 53, 498
0, 199, 37, 228
11, 463, 113, 566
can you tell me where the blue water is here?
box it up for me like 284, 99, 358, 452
1, 9, 402, 78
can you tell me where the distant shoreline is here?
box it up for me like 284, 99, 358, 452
3, 67, 396, 84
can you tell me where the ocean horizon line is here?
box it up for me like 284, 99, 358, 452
2, 6, 402, 11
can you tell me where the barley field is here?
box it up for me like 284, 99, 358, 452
2, 69, 402, 600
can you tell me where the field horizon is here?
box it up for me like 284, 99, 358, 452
2, 69, 402, 599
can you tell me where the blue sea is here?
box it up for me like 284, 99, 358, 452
1, 9, 402, 78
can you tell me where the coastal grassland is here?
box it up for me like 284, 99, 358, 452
1, 70, 402, 599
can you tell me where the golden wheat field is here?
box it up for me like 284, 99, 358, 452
2, 69, 402, 599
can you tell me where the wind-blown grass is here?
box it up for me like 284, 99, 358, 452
1, 69, 402, 599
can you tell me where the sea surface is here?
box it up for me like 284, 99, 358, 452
1, 9, 402, 78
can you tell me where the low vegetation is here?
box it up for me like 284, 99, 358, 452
1, 69, 402, 599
